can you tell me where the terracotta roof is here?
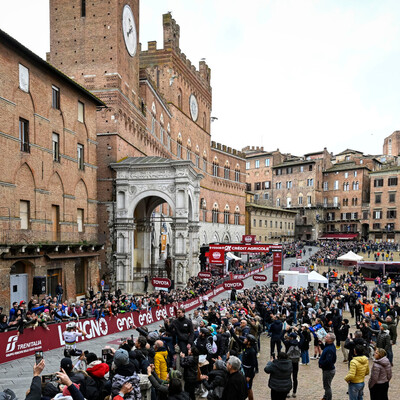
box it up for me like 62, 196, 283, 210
0, 29, 105, 107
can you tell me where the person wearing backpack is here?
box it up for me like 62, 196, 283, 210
283, 328, 304, 398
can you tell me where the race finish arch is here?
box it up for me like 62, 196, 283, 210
208, 243, 283, 282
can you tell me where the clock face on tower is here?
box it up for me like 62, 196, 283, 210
189, 94, 199, 122
122, 4, 137, 57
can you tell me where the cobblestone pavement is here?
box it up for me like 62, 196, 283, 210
4, 247, 397, 400
253, 317, 400, 400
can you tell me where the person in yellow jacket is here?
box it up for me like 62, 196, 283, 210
154, 340, 169, 380
344, 344, 369, 400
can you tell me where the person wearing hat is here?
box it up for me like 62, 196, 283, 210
85, 352, 111, 399
111, 349, 141, 400
195, 327, 217, 366
59, 356, 88, 397
66, 303, 79, 321
63, 321, 86, 356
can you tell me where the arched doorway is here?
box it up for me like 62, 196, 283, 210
111, 157, 203, 292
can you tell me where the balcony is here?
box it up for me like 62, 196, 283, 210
319, 203, 341, 209
0, 229, 100, 246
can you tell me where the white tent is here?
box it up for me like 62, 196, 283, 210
337, 251, 363, 261
226, 252, 241, 261
308, 270, 328, 284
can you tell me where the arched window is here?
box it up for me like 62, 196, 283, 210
203, 151, 207, 173
178, 88, 182, 109
212, 160, 219, 177
177, 133, 182, 159
224, 210, 230, 224
195, 145, 200, 168
224, 162, 230, 180
186, 139, 191, 161
235, 164, 240, 182
212, 203, 219, 223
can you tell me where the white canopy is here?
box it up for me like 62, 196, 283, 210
308, 270, 328, 284
337, 251, 363, 261
226, 252, 241, 261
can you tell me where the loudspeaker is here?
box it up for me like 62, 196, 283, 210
32, 276, 46, 295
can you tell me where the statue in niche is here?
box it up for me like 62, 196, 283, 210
177, 263, 183, 283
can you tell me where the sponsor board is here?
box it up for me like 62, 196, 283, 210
242, 235, 256, 244
223, 279, 244, 290
210, 244, 282, 253
253, 274, 267, 281
151, 277, 171, 288
198, 271, 212, 279
209, 249, 224, 265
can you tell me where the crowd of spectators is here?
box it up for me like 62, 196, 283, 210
1, 241, 400, 400
0, 265, 265, 336
4, 266, 398, 400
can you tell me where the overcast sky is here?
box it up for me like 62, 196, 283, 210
1, 0, 400, 156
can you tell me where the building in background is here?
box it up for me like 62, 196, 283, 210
320, 150, 381, 240
0, 30, 104, 309
47, 1, 246, 292
271, 148, 332, 241
242, 146, 284, 207
368, 166, 400, 242
245, 193, 296, 243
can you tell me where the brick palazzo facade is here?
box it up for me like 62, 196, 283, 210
46, 0, 245, 291
243, 146, 388, 242
0, 30, 105, 309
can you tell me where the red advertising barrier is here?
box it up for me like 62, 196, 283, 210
0, 265, 272, 364
223, 280, 244, 290
0, 306, 177, 364
198, 271, 212, 279
151, 277, 171, 288
253, 274, 267, 282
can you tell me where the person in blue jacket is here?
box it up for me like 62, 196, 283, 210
318, 332, 337, 400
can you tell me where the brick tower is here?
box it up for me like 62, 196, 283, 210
48, 0, 148, 281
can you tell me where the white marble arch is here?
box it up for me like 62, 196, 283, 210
111, 157, 203, 293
